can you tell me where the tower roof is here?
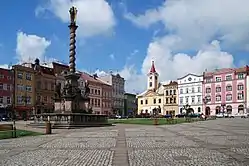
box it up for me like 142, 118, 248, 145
149, 61, 157, 73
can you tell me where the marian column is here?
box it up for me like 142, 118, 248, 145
68, 6, 78, 73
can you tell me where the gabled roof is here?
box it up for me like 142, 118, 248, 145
177, 73, 202, 80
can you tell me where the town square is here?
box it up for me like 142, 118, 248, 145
0, 119, 249, 166
1, 0, 249, 165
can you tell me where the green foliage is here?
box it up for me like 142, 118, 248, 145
0, 130, 43, 140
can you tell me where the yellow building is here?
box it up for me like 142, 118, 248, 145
163, 81, 178, 115
12, 64, 35, 119
137, 61, 164, 115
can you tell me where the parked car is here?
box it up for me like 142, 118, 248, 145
216, 114, 224, 118
0, 115, 10, 121
224, 113, 234, 118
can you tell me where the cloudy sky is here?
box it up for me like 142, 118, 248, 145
0, 0, 249, 93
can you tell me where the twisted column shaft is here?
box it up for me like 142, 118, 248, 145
68, 24, 78, 73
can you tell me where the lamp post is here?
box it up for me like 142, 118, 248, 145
203, 96, 209, 116
221, 103, 226, 117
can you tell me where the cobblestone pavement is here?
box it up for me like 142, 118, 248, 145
0, 119, 249, 166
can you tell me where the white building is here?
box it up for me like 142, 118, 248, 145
177, 74, 203, 114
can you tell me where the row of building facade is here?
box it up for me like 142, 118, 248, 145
137, 61, 249, 116
0, 59, 137, 119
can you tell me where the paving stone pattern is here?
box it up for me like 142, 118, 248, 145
0, 119, 249, 166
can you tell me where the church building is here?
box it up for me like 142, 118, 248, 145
137, 61, 165, 115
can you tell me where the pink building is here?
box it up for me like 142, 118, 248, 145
203, 67, 248, 116
80, 73, 113, 115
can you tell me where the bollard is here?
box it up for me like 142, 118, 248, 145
45, 121, 52, 134
154, 118, 158, 125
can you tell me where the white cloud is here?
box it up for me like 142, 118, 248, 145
118, 0, 249, 93
16, 31, 51, 63
125, 0, 249, 51
120, 39, 234, 93
0, 64, 9, 69
109, 53, 115, 60
36, 0, 116, 37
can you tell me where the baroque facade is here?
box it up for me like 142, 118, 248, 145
203, 67, 248, 116
177, 74, 203, 114
163, 81, 178, 115
137, 61, 164, 114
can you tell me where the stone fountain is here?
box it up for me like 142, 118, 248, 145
31, 6, 109, 128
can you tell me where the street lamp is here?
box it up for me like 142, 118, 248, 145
203, 96, 210, 116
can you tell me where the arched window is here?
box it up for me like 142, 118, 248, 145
226, 105, 232, 114
238, 105, 244, 114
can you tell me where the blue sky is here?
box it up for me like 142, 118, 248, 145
0, 0, 163, 72
0, 0, 249, 92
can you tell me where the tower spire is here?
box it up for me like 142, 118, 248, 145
149, 61, 157, 73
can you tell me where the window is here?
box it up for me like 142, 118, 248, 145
216, 95, 221, 101
173, 97, 176, 103
140, 100, 143, 105
149, 82, 152, 87
17, 84, 23, 91
7, 84, 10, 90
98, 90, 100, 95
191, 96, 195, 103
226, 75, 232, 80
226, 85, 232, 91
7, 76, 11, 80
237, 84, 244, 90
216, 77, 221, 82
192, 87, 195, 93
150, 76, 152, 80
166, 98, 168, 104
186, 88, 189, 93
27, 96, 31, 104
44, 96, 47, 102
173, 90, 176, 95
155, 76, 157, 80
180, 97, 183, 104
153, 98, 156, 104
226, 94, 232, 101
237, 93, 244, 100
17, 72, 23, 79
0, 74, 4, 79
180, 89, 183, 94
185, 96, 189, 103
206, 95, 211, 102
197, 96, 201, 103
206, 88, 211, 93
166, 90, 168, 96
158, 98, 161, 103
238, 73, 244, 79
0, 83, 3, 90
145, 100, 148, 104
216, 87, 221, 92
17, 96, 23, 104
169, 90, 172, 95
7, 97, 10, 104
206, 78, 212, 83
26, 85, 32, 92
0, 97, 3, 103
26, 73, 32, 80
197, 87, 201, 92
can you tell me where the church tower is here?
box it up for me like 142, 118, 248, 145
147, 61, 159, 91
